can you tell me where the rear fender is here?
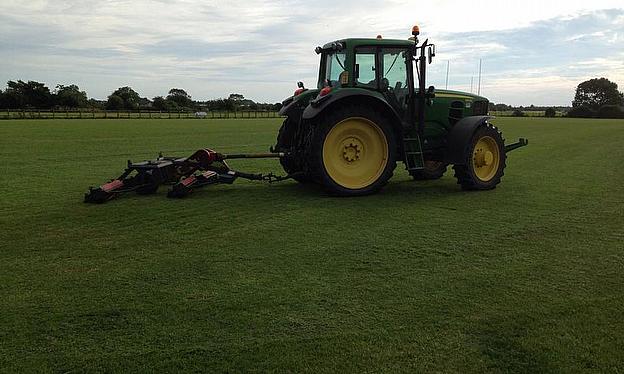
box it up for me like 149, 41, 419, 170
302, 89, 403, 127
445, 116, 492, 165
279, 100, 304, 118
279, 89, 320, 117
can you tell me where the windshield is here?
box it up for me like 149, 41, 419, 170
322, 52, 347, 88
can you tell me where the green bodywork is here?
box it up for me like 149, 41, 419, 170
282, 38, 491, 168
422, 89, 489, 149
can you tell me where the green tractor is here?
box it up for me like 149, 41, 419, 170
274, 26, 528, 196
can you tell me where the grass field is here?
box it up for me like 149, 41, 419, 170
1, 117, 623, 373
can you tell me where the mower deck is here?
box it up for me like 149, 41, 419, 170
84, 150, 288, 204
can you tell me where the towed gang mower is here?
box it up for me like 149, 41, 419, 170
85, 25, 528, 204
84, 150, 292, 203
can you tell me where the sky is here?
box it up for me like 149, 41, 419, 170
1, 0, 623, 106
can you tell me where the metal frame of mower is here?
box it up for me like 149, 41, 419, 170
84, 150, 291, 204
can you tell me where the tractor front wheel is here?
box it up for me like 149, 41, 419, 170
310, 105, 397, 196
453, 123, 507, 190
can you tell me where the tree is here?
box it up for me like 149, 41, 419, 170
154, 96, 182, 111
138, 97, 152, 110
544, 107, 557, 118
223, 99, 235, 111
152, 96, 168, 111
228, 93, 249, 109
572, 78, 623, 110
167, 88, 193, 109
228, 93, 245, 102
0, 91, 7, 109
54, 84, 88, 108
0, 89, 16, 109
493, 103, 512, 112
512, 109, 525, 117
87, 99, 105, 110
3, 80, 53, 108
109, 86, 141, 110
106, 95, 124, 110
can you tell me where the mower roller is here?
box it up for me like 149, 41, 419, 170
84, 150, 290, 204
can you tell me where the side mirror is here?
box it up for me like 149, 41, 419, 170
428, 45, 436, 64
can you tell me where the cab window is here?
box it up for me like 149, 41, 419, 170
381, 49, 408, 91
355, 48, 377, 88
323, 52, 347, 87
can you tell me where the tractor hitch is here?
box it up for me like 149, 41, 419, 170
84, 150, 288, 204
505, 138, 529, 153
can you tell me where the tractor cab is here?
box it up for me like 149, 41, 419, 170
315, 38, 418, 126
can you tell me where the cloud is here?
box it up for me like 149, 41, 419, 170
0, 0, 623, 105
427, 9, 624, 105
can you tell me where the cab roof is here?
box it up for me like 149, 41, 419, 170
323, 38, 416, 50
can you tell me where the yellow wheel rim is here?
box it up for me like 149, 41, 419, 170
472, 136, 500, 182
322, 117, 389, 189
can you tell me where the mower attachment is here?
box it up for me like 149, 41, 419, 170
84, 149, 286, 204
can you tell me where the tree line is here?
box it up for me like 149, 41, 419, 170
0, 81, 282, 112
489, 78, 624, 119
488, 103, 570, 118
1, 78, 622, 118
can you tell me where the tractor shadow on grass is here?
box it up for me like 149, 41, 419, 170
230, 176, 480, 215
385, 177, 465, 196
260, 176, 465, 198
199, 176, 474, 204
81, 174, 485, 207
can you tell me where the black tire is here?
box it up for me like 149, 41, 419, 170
410, 161, 448, 180
275, 119, 311, 183
453, 123, 507, 190
309, 105, 397, 196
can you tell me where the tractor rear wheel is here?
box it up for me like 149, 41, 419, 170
310, 105, 397, 196
410, 161, 448, 180
453, 123, 506, 190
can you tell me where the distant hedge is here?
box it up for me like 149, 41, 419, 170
568, 105, 624, 119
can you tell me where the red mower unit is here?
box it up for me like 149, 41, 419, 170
84, 150, 291, 204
